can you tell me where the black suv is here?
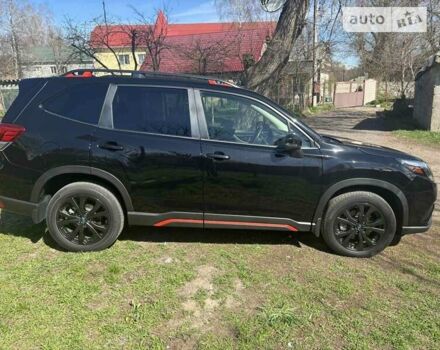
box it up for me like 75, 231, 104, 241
0, 70, 436, 257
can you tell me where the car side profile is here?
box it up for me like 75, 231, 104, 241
0, 69, 436, 257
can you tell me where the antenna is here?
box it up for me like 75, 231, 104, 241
260, 0, 286, 13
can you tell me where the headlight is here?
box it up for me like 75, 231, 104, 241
400, 159, 434, 181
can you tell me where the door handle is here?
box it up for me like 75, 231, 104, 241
98, 141, 124, 151
206, 152, 230, 161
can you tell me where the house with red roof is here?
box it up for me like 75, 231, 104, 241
90, 11, 275, 77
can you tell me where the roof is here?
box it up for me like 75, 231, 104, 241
415, 52, 440, 80
140, 27, 273, 74
22, 46, 93, 65
90, 17, 275, 48
90, 11, 275, 74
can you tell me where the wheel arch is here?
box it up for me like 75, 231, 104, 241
313, 178, 409, 237
31, 166, 134, 212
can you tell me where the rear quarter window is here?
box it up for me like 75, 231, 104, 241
42, 83, 108, 124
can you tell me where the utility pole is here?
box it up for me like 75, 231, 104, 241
102, 1, 108, 25
311, 0, 318, 107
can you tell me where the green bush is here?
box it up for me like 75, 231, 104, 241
303, 103, 334, 116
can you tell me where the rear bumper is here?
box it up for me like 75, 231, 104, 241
401, 217, 432, 235
0, 195, 50, 223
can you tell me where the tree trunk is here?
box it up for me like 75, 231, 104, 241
242, 0, 309, 96
130, 31, 139, 71
8, 11, 23, 79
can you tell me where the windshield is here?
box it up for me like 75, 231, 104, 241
272, 103, 322, 141
293, 118, 322, 141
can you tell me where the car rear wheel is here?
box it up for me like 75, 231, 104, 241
46, 182, 124, 252
322, 191, 396, 257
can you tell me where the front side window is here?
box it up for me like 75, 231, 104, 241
43, 83, 108, 124
112, 86, 191, 137
200, 91, 311, 147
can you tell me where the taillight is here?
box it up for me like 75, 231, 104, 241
0, 123, 26, 151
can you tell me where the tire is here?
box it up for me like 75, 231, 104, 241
46, 182, 124, 252
322, 191, 396, 258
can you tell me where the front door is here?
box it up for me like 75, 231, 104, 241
196, 90, 323, 231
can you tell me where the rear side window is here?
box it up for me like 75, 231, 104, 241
112, 86, 191, 137
43, 83, 108, 124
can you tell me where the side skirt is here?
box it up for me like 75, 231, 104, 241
127, 211, 313, 232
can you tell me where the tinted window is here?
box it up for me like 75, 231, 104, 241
43, 83, 108, 124
112, 86, 191, 137
201, 92, 312, 147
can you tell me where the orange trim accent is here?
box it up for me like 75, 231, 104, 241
205, 220, 298, 232
153, 218, 298, 232
0, 200, 4, 209
153, 218, 203, 227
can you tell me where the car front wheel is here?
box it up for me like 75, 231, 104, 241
46, 182, 124, 252
322, 191, 397, 257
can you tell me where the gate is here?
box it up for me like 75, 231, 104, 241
333, 81, 365, 108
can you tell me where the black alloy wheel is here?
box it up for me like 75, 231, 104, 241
46, 182, 124, 252
56, 196, 110, 245
322, 191, 396, 257
334, 203, 385, 252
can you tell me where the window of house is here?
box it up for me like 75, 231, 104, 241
137, 54, 146, 64
118, 54, 130, 65
200, 91, 312, 147
43, 83, 109, 124
112, 86, 191, 137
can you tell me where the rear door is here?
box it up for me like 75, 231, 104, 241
91, 84, 204, 222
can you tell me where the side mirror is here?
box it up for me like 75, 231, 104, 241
275, 134, 302, 155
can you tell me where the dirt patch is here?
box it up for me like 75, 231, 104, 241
163, 264, 247, 348
165, 265, 220, 332
179, 265, 217, 299
225, 278, 244, 309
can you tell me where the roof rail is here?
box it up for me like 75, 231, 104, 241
62, 69, 139, 78
61, 69, 239, 87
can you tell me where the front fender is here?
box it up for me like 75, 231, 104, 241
312, 178, 409, 236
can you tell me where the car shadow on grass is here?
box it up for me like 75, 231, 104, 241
0, 210, 331, 253
0, 211, 45, 243
119, 225, 331, 253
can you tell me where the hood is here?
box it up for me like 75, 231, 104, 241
321, 134, 422, 162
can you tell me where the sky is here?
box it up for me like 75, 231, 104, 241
31, 0, 221, 25
30, 0, 357, 67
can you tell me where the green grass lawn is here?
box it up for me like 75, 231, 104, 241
0, 212, 439, 349
393, 130, 440, 146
